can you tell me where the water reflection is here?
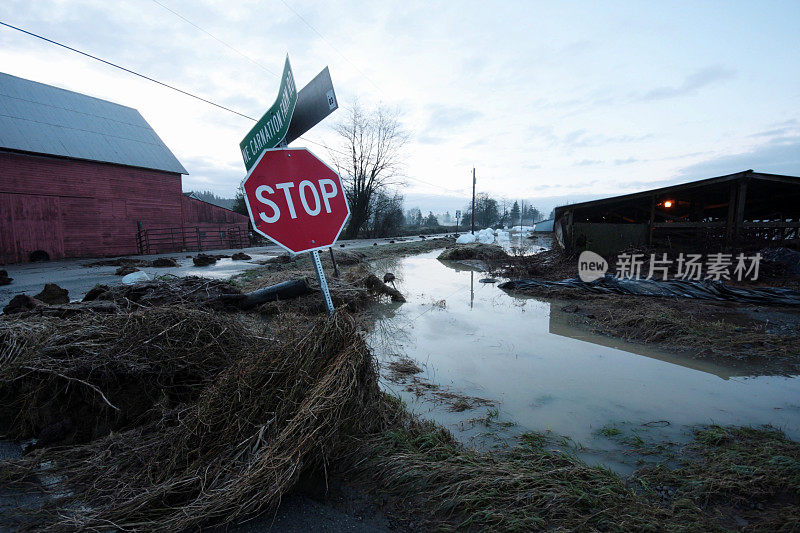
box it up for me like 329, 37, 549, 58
368, 250, 800, 451
547, 308, 744, 380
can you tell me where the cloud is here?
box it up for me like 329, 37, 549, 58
675, 135, 800, 179
615, 176, 684, 190
748, 120, 800, 139
640, 65, 736, 101
425, 104, 482, 133
615, 135, 800, 191
614, 157, 639, 165
417, 134, 444, 145
576, 159, 602, 166
531, 126, 652, 149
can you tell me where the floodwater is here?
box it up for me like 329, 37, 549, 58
368, 248, 800, 470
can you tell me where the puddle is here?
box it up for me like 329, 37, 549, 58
368, 250, 800, 471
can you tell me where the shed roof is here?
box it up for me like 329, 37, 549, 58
554, 170, 800, 217
0, 72, 187, 174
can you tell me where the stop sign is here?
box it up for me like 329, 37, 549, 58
242, 148, 350, 254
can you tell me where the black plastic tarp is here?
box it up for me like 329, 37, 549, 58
498, 276, 800, 306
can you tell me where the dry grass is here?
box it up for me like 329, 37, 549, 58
0, 307, 380, 531
386, 357, 423, 380
349, 403, 800, 531
563, 295, 800, 373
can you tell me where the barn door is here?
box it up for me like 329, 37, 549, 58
0, 193, 65, 262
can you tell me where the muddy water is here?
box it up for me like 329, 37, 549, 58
368, 250, 800, 470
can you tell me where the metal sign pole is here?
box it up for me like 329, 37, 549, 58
310, 249, 334, 316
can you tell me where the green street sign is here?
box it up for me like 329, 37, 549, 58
240, 56, 298, 170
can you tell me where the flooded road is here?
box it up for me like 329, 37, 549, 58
368, 249, 800, 470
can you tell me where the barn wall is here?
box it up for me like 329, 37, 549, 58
0, 151, 183, 263
181, 196, 248, 226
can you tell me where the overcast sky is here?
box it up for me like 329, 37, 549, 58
1, 0, 799, 215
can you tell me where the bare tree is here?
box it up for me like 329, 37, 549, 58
331, 100, 408, 239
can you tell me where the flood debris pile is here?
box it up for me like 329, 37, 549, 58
343, 264, 405, 303
0, 307, 381, 531
437, 242, 509, 262
151, 257, 179, 267
493, 247, 578, 281
3, 264, 403, 323
84, 257, 151, 268
89, 276, 241, 308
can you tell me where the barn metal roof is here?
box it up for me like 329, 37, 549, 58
0, 72, 187, 174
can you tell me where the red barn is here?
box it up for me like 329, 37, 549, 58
0, 72, 249, 264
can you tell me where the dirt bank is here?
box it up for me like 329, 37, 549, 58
436, 242, 509, 262
494, 248, 800, 373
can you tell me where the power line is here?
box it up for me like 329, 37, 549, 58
150, 0, 278, 78
1, 20, 464, 195
0, 20, 258, 121
278, 0, 384, 95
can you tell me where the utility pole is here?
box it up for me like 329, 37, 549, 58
471, 167, 476, 234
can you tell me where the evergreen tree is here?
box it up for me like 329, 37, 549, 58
509, 201, 521, 225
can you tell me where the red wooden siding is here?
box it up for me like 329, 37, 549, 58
0, 151, 248, 263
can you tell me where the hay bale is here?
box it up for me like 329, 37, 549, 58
34, 283, 69, 304
437, 243, 509, 262
0, 269, 12, 286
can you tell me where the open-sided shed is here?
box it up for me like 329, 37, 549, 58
554, 170, 800, 254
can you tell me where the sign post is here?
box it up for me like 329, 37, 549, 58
240, 59, 344, 316
311, 249, 335, 315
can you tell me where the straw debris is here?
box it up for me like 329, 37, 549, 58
0, 307, 380, 531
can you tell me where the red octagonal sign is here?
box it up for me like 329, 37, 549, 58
242, 148, 350, 254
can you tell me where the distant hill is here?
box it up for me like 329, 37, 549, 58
185, 190, 235, 210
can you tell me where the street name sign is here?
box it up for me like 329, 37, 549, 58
242, 148, 350, 254
239, 60, 343, 317
285, 66, 338, 145
239, 56, 298, 171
